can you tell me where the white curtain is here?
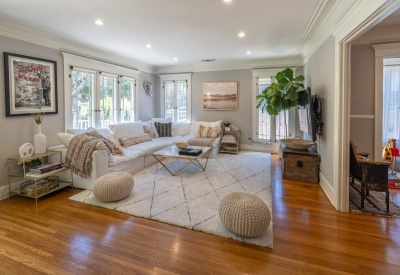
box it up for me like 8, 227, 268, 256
383, 65, 400, 146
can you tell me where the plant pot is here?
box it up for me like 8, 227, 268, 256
225, 127, 231, 131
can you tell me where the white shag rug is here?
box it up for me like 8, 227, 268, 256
69, 151, 273, 248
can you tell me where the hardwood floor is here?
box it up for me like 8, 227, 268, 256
1, 155, 400, 274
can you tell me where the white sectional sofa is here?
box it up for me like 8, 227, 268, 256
49, 120, 221, 190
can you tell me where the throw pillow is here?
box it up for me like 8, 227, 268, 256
151, 117, 172, 126
57, 133, 75, 147
197, 125, 219, 138
143, 124, 159, 139
119, 133, 152, 147
108, 121, 144, 140
66, 128, 86, 135
86, 127, 114, 140
155, 122, 172, 137
109, 139, 124, 156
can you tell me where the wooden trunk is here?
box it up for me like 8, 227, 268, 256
280, 145, 320, 184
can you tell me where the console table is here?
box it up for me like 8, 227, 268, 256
279, 144, 320, 184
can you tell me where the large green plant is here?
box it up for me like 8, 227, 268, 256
256, 68, 305, 116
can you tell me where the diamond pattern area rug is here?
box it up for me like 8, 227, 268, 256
69, 152, 273, 248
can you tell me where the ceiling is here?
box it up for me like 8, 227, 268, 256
0, 0, 323, 68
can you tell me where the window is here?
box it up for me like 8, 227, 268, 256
254, 75, 289, 142
159, 73, 192, 122
383, 61, 400, 145
64, 53, 139, 129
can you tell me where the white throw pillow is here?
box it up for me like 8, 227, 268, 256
57, 133, 75, 147
86, 127, 114, 140
210, 120, 222, 133
66, 128, 86, 135
108, 121, 144, 140
172, 122, 192, 136
190, 121, 209, 136
151, 117, 172, 126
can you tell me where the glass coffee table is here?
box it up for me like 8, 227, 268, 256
152, 145, 212, 176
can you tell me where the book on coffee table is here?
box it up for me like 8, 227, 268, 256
179, 148, 203, 156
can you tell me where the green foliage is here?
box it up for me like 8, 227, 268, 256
223, 122, 230, 127
256, 68, 305, 116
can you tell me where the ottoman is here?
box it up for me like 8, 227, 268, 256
93, 172, 134, 202
219, 192, 271, 237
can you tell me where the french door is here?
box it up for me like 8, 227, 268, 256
70, 68, 136, 129
164, 80, 188, 122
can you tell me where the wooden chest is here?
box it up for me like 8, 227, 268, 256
280, 145, 320, 184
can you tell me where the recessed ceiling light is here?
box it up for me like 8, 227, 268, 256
224, 0, 232, 3
173, 57, 178, 61
94, 20, 104, 26
246, 51, 252, 55
238, 32, 246, 38
146, 44, 152, 48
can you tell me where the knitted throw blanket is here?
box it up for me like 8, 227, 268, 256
65, 132, 114, 179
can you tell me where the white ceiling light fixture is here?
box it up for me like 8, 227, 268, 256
146, 43, 152, 48
173, 57, 178, 61
246, 51, 252, 55
238, 32, 246, 38
94, 20, 104, 26
224, 0, 232, 3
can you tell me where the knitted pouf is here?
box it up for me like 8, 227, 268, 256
93, 172, 134, 202
219, 192, 271, 237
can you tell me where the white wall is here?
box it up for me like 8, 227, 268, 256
303, 35, 336, 188
138, 72, 158, 121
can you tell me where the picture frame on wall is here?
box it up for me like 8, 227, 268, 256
4, 52, 58, 117
202, 81, 238, 110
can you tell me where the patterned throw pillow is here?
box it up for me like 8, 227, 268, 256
143, 124, 159, 139
197, 125, 219, 138
154, 122, 172, 137
119, 133, 152, 147
109, 139, 124, 155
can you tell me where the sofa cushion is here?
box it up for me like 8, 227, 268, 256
108, 121, 144, 140
119, 133, 152, 147
143, 124, 159, 139
155, 122, 172, 137
109, 149, 145, 167
197, 125, 219, 138
188, 137, 216, 147
66, 128, 86, 135
125, 137, 176, 155
172, 122, 191, 136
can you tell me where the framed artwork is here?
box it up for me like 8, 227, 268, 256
202, 81, 238, 110
4, 52, 58, 117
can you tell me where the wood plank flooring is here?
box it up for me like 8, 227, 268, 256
0, 155, 399, 274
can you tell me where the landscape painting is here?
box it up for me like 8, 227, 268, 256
202, 82, 238, 110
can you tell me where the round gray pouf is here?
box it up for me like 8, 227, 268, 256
219, 192, 271, 237
93, 172, 134, 202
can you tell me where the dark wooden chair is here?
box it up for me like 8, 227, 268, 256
350, 141, 391, 213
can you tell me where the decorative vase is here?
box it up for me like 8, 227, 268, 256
34, 124, 47, 154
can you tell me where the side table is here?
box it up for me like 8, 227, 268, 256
7, 151, 73, 204
219, 130, 241, 154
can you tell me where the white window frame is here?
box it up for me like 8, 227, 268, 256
158, 73, 192, 122
251, 68, 297, 142
63, 52, 140, 129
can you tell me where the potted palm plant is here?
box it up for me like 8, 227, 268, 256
256, 68, 307, 138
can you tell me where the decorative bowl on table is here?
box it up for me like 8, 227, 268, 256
280, 137, 315, 150
175, 142, 189, 149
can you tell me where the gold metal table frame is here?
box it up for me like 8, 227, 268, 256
152, 146, 212, 176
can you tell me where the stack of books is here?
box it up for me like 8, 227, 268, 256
221, 135, 237, 144
26, 162, 63, 177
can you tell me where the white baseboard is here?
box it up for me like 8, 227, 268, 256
241, 143, 279, 153
0, 180, 25, 201
319, 173, 335, 208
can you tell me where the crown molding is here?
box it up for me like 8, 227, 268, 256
299, 0, 358, 64
352, 24, 400, 45
155, 56, 303, 74
295, 0, 329, 56
0, 15, 156, 74
332, 0, 400, 44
